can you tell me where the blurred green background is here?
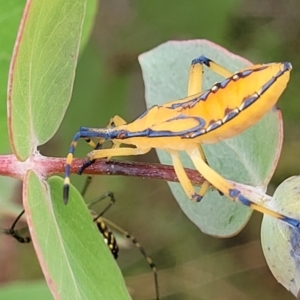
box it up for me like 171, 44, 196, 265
1, 0, 300, 299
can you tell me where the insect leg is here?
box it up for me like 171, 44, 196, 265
78, 146, 150, 179
197, 145, 211, 198
2, 210, 31, 243
85, 115, 127, 153
86, 147, 151, 161
77, 142, 103, 175
169, 150, 202, 202
89, 191, 116, 219
187, 147, 300, 229
188, 57, 229, 199
78, 145, 151, 178
190, 55, 233, 81
104, 115, 127, 161
188, 57, 204, 96
109, 115, 127, 127
64, 130, 88, 203
101, 217, 159, 300
78, 116, 128, 176
81, 175, 92, 198
82, 115, 127, 150
64, 127, 111, 203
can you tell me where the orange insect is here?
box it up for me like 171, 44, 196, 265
64, 56, 299, 229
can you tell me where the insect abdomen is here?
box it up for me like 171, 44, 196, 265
190, 62, 291, 143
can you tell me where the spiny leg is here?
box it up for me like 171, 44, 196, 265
187, 147, 300, 229
2, 210, 31, 243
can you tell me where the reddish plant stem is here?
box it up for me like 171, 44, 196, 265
0, 154, 205, 186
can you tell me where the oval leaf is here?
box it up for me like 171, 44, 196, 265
139, 40, 282, 237
23, 172, 131, 299
261, 176, 300, 298
0, 2, 25, 154
8, 0, 87, 161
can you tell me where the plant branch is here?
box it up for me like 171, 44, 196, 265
0, 154, 278, 214
0, 154, 205, 186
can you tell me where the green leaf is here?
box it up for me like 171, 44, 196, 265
261, 176, 300, 298
0, 1, 25, 154
139, 40, 282, 237
0, 2, 27, 221
8, 0, 87, 161
23, 173, 131, 299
